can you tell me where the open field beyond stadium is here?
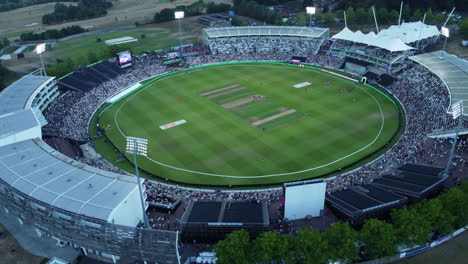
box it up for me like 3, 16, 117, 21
97, 63, 402, 186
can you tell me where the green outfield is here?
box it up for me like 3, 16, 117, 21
97, 63, 403, 186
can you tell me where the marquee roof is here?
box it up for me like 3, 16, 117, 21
332, 22, 440, 52
379, 21, 441, 44
332, 27, 414, 52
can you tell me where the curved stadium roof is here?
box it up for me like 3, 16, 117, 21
0, 75, 140, 222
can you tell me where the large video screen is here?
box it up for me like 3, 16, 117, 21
117, 51, 132, 68
163, 52, 181, 64
284, 180, 326, 220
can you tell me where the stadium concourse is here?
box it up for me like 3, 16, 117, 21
0, 25, 467, 263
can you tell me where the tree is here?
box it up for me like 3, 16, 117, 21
87, 51, 98, 64
360, 219, 398, 259
388, 9, 399, 24
426, 8, 434, 23
323, 13, 335, 25
214, 229, 253, 264
346, 7, 356, 24
440, 188, 468, 228
434, 13, 445, 25
253, 231, 293, 263
402, 4, 411, 21
411, 9, 423, 22
295, 227, 329, 264
391, 207, 431, 246
355, 8, 368, 24
295, 13, 306, 26
377, 7, 388, 22
325, 223, 359, 263
315, 13, 323, 24
459, 19, 468, 39
414, 198, 455, 235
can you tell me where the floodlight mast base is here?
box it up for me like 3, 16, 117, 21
443, 101, 464, 179
133, 151, 150, 228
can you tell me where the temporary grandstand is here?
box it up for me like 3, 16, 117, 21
180, 200, 269, 242
326, 183, 407, 224
372, 163, 445, 199
327, 163, 444, 223
59, 61, 125, 92
410, 51, 468, 119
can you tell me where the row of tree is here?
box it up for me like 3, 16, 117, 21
46, 43, 132, 77
215, 182, 468, 264
0, 37, 10, 50
0, 0, 76, 12
19, 25, 86, 41
335, 0, 467, 13
334, 6, 455, 26
42, 0, 112, 25
153, 0, 231, 23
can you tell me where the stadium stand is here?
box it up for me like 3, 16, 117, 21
59, 61, 125, 92
0, 74, 179, 263
326, 183, 407, 224
205, 26, 329, 56
410, 51, 468, 121
180, 200, 269, 242
2, 25, 468, 263
372, 164, 445, 199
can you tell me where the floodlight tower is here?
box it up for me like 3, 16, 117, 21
126, 136, 150, 228
443, 101, 464, 179
441, 27, 450, 56
306, 7, 316, 27
36, 43, 47, 76
175, 11, 185, 53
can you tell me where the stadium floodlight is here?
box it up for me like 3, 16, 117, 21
36, 43, 47, 76
441, 27, 450, 56
36, 43, 46, 54
444, 101, 464, 179
174, 11, 185, 54
174, 11, 184, 19
441, 27, 450, 38
126, 136, 150, 228
306, 7, 316, 27
452, 100, 463, 119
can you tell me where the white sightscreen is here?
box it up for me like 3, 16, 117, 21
284, 180, 326, 220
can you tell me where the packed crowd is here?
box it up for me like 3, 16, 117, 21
43, 42, 467, 197
208, 37, 323, 56
326, 64, 466, 191
44, 54, 170, 141
144, 180, 283, 203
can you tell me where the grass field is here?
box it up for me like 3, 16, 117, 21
97, 63, 402, 186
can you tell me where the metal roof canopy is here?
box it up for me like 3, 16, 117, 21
0, 75, 51, 115
0, 139, 140, 220
204, 26, 329, 39
410, 51, 468, 116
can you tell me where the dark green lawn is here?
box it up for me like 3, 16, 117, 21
98, 63, 401, 186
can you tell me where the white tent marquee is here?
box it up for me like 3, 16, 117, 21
379, 21, 441, 44
332, 22, 440, 52
332, 27, 414, 52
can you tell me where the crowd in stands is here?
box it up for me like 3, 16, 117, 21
208, 37, 323, 56
44, 54, 170, 141
43, 39, 467, 199
329, 39, 409, 66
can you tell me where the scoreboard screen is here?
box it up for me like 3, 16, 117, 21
163, 52, 182, 64
117, 51, 132, 68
